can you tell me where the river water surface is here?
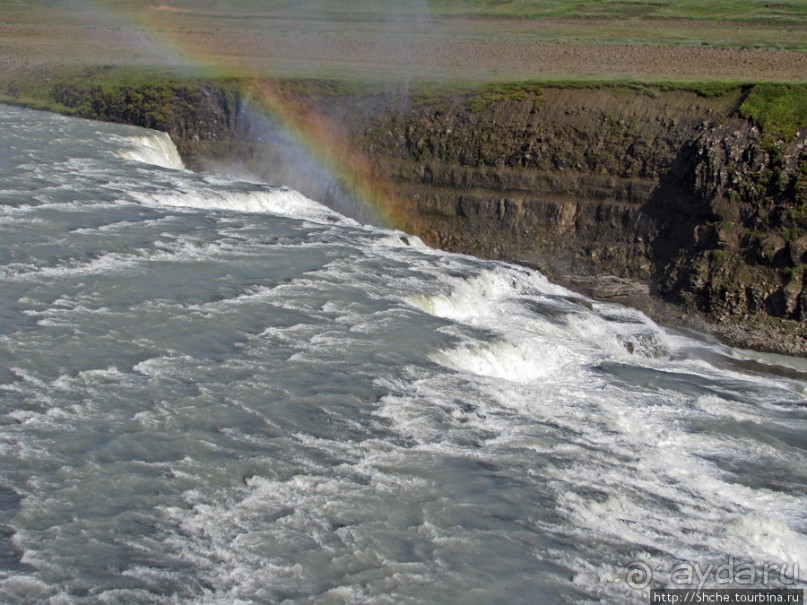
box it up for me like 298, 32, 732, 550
0, 104, 805, 604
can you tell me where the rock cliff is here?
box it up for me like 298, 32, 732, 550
346, 86, 807, 354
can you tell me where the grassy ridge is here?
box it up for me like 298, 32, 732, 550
133, 0, 807, 23
432, 0, 807, 22
0, 67, 199, 115
739, 84, 807, 141
5, 64, 803, 145
118, 0, 807, 52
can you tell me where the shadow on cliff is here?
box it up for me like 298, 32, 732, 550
642, 142, 717, 311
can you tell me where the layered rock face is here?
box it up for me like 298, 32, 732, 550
50, 82, 807, 354
344, 88, 806, 354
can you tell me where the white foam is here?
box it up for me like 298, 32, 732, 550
727, 516, 807, 569
543, 384, 807, 592
410, 264, 675, 387
394, 260, 807, 595
430, 338, 577, 384
409, 267, 566, 324
564, 310, 672, 359
0, 576, 58, 604
131, 186, 347, 224
133, 355, 195, 379
4, 251, 141, 281
115, 132, 185, 170
69, 216, 175, 235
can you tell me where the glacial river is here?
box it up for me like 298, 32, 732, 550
0, 104, 805, 604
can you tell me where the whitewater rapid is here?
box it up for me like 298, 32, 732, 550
0, 104, 804, 604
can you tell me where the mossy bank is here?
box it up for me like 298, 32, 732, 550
4, 73, 806, 355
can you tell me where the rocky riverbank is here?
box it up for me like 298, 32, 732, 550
17, 78, 807, 355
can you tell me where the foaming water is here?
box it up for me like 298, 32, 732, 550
0, 104, 805, 604
115, 132, 185, 170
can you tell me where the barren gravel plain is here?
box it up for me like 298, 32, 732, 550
0, 1, 805, 85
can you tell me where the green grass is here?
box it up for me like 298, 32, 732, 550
146, 0, 807, 23
462, 81, 545, 112
739, 84, 807, 141
0, 63, 790, 137
0, 65, 240, 130
133, 1, 806, 51
453, 78, 743, 110
459, 0, 806, 22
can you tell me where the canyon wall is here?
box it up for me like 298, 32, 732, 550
45, 81, 807, 355
347, 87, 807, 354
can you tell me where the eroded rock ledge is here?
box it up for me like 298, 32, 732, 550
44, 81, 807, 356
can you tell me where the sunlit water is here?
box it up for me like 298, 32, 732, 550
0, 104, 805, 604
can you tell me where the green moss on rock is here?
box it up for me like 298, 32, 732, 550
739, 83, 807, 141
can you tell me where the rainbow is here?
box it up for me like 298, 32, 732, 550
242, 80, 404, 227
71, 0, 410, 228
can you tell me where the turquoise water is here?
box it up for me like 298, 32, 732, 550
0, 104, 805, 604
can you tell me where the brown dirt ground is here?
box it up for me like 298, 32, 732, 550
0, 7, 805, 84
